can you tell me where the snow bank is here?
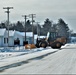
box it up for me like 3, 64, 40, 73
0, 43, 73, 67
0, 43, 70, 60
0, 47, 58, 67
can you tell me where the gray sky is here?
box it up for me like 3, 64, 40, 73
0, 0, 76, 32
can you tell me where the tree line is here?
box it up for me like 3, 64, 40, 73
0, 18, 70, 39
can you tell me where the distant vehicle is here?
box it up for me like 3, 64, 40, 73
35, 32, 67, 49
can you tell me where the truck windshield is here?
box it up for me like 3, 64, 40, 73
48, 32, 58, 41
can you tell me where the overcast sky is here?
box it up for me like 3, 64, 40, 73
0, 0, 76, 32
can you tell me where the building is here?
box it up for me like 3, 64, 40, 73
0, 28, 33, 47
70, 33, 76, 43
19, 32, 33, 44
0, 28, 6, 47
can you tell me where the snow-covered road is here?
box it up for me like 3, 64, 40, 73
0, 44, 76, 74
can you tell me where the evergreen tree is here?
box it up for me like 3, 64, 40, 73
43, 18, 52, 28
0, 23, 6, 28
25, 20, 32, 32
14, 21, 24, 32
41, 18, 52, 35
57, 18, 70, 38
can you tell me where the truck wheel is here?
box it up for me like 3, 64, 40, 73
50, 42, 62, 49
40, 42, 47, 48
56, 42, 61, 49
35, 44, 40, 48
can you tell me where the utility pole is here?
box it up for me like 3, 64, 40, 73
3, 7, 13, 47
36, 22, 40, 38
29, 14, 36, 44
22, 15, 27, 42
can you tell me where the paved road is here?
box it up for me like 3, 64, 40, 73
1, 44, 76, 74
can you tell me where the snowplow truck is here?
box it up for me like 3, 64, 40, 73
35, 32, 67, 49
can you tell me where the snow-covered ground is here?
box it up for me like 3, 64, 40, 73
0, 46, 44, 59
0, 44, 68, 67
0, 43, 76, 74
0, 44, 68, 60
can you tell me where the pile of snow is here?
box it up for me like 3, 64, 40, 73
61, 44, 70, 48
0, 46, 47, 60
0, 43, 72, 60
0, 48, 58, 68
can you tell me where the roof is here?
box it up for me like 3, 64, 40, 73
15, 31, 33, 37
19, 32, 33, 37
9, 30, 15, 36
0, 28, 6, 36
34, 34, 46, 39
6, 30, 15, 36
14, 31, 21, 36
0, 29, 33, 37
71, 37, 76, 40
